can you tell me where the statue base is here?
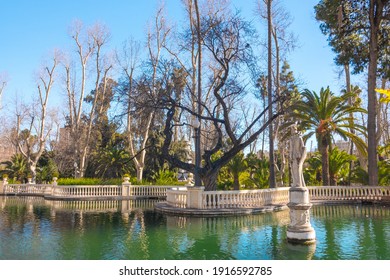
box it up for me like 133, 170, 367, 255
287, 187, 316, 245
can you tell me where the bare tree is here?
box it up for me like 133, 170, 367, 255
63, 21, 112, 177
257, 0, 297, 187
0, 72, 8, 109
119, 5, 171, 182
15, 51, 60, 181
156, 9, 287, 190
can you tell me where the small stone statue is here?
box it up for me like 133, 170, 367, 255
289, 124, 307, 188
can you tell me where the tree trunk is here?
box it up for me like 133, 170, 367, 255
233, 173, 240, 190
279, 141, 286, 187
320, 137, 330, 186
267, 0, 276, 188
202, 169, 219, 191
136, 167, 144, 182
367, 0, 380, 186
345, 63, 354, 186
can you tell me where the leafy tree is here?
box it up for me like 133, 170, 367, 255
248, 158, 270, 189
36, 151, 59, 183
315, 0, 390, 185
157, 9, 287, 191
226, 152, 247, 190
352, 159, 390, 186
328, 147, 356, 185
303, 153, 322, 186
288, 87, 367, 186
0, 154, 28, 182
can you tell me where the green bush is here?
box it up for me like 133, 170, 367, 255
57, 178, 122, 185
151, 168, 184, 185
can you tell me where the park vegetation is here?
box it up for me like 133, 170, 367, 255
1, 0, 390, 189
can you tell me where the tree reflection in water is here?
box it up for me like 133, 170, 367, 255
0, 196, 389, 260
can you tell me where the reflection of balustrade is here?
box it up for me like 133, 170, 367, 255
0, 195, 163, 214
311, 203, 390, 218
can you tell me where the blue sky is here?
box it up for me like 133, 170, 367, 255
0, 0, 352, 112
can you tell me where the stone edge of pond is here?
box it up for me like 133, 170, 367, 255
154, 202, 289, 216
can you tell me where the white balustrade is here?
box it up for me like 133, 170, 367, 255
202, 188, 290, 209
308, 186, 390, 201
128, 185, 172, 197
52, 185, 121, 198
166, 187, 188, 208
5, 184, 50, 195
3, 181, 390, 207
3, 182, 175, 199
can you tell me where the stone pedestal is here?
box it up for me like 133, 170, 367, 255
287, 187, 316, 245
0, 178, 6, 194
122, 183, 132, 197
187, 186, 204, 208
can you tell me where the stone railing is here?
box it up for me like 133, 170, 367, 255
166, 187, 188, 208
4, 184, 51, 196
165, 186, 390, 210
52, 185, 122, 198
122, 185, 172, 198
203, 188, 290, 209
166, 187, 290, 209
308, 186, 390, 202
0, 178, 175, 200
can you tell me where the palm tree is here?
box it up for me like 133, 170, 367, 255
0, 154, 28, 182
93, 147, 133, 179
289, 87, 367, 186
226, 152, 247, 190
329, 147, 356, 186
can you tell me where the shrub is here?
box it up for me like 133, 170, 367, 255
57, 178, 123, 185
151, 168, 184, 185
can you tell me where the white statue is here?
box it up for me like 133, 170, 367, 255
290, 124, 306, 188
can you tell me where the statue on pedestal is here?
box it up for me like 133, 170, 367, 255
287, 123, 316, 245
289, 124, 306, 188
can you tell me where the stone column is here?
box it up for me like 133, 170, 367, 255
187, 186, 204, 209
287, 124, 315, 244
122, 176, 131, 198
45, 177, 57, 196
287, 187, 316, 244
0, 177, 7, 194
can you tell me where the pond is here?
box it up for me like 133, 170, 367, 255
0, 196, 390, 260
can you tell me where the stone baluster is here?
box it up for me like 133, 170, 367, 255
0, 176, 8, 194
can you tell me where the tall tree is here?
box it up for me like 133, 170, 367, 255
0, 72, 8, 109
155, 9, 286, 190
130, 5, 171, 182
288, 87, 367, 186
63, 21, 112, 177
257, 0, 297, 187
315, 0, 390, 185
367, 0, 389, 185
15, 52, 60, 181
267, 0, 276, 188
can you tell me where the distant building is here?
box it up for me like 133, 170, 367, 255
58, 127, 72, 146
0, 135, 16, 163
335, 140, 353, 153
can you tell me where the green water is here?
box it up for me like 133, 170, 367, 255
0, 196, 390, 260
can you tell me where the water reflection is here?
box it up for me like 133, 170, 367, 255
0, 196, 390, 260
